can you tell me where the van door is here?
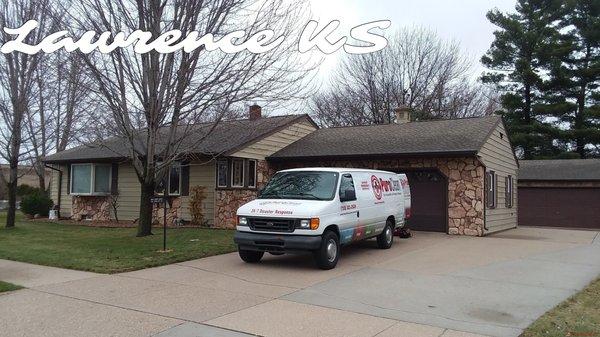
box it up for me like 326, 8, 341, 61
338, 173, 359, 244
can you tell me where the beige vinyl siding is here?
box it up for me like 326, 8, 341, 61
115, 163, 141, 220
478, 122, 518, 234
231, 120, 317, 160
114, 161, 215, 224
178, 161, 216, 225
49, 164, 72, 217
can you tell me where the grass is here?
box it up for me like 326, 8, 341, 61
0, 212, 236, 274
0, 280, 23, 293
521, 278, 600, 337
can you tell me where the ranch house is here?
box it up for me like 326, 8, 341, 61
44, 105, 518, 236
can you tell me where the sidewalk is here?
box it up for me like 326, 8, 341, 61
0, 259, 97, 287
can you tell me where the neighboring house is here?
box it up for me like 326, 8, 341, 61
518, 159, 600, 229
0, 165, 52, 199
44, 106, 518, 236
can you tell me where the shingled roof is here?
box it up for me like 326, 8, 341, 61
519, 159, 600, 181
269, 115, 502, 160
44, 114, 315, 163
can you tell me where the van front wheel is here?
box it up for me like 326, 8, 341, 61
377, 220, 394, 249
314, 231, 340, 270
238, 249, 264, 263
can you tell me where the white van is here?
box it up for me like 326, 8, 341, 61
234, 168, 411, 269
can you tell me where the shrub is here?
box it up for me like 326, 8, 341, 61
16, 184, 44, 198
20, 191, 53, 217
189, 185, 209, 226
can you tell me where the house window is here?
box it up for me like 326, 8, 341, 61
217, 160, 228, 188
231, 159, 244, 187
485, 171, 496, 209
248, 160, 257, 188
505, 175, 513, 208
71, 163, 111, 195
156, 163, 182, 196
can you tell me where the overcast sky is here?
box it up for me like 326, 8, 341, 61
308, 0, 517, 80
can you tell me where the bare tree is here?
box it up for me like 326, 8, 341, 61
0, 0, 55, 228
24, 51, 95, 192
312, 27, 497, 127
67, 0, 316, 236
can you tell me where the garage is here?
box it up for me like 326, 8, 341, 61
404, 170, 448, 232
519, 187, 600, 229
268, 112, 518, 236
518, 159, 600, 230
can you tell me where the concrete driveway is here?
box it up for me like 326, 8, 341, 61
1, 227, 599, 337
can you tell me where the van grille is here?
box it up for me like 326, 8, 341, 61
249, 217, 296, 232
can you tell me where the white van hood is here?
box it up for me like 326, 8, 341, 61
237, 199, 330, 218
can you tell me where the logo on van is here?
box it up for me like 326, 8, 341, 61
371, 175, 383, 200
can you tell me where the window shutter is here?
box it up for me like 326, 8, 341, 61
493, 172, 497, 208
181, 162, 190, 196
111, 164, 119, 195
66, 164, 71, 194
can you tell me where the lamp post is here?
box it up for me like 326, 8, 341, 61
151, 194, 168, 251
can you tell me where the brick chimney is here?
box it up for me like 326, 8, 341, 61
394, 106, 411, 124
249, 104, 262, 120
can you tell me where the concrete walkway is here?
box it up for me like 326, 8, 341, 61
0, 259, 97, 287
1, 227, 599, 337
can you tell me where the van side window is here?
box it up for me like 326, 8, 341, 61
339, 174, 356, 202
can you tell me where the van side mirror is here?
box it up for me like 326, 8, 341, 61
257, 186, 264, 197
340, 189, 356, 202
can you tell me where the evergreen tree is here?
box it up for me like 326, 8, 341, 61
481, 0, 564, 159
546, 0, 600, 158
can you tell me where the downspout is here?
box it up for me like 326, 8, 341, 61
475, 157, 489, 233
44, 164, 62, 217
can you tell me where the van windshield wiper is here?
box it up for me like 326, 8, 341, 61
295, 192, 323, 200
260, 193, 282, 199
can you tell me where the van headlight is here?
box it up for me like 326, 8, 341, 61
298, 218, 319, 230
299, 219, 310, 229
238, 216, 248, 226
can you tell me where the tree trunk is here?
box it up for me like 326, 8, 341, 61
5, 159, 18, 228
522, 82, 533, 159
575, 86, 587, 159
137, 182, 155, 237
38, 173, 46, 193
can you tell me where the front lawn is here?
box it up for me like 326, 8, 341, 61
0, 212, 236, 273
0, 280, 22, 293
521, 277, 600, 337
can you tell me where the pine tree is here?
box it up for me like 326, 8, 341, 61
481, 0, 564, 159
546, 0, 600, 158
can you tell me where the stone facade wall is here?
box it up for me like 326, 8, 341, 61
273, 156, 485, 236
214, 160, 273, 228
152, 197, 183, 226
71, 196, 111, 221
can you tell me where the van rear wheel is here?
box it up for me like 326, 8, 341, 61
314, 230, 340, 270
238, 249, 264, 263
377, 220, 394, 249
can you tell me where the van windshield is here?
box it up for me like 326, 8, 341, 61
259, 171, 339, 201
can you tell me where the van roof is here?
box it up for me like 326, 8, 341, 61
278, 167, 398, 174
